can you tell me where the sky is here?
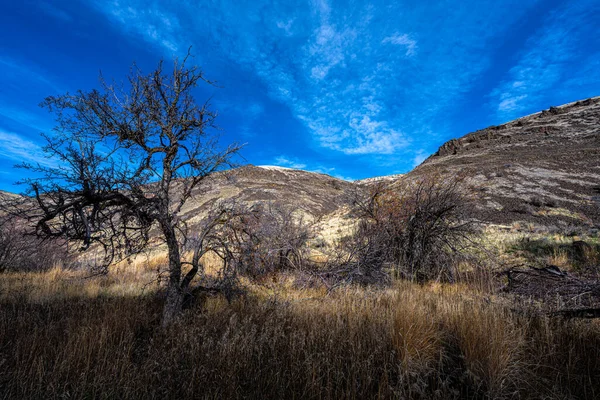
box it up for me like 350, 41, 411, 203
1, 0, 599, 191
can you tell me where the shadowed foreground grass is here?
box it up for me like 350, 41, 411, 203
1, 269, 600, 399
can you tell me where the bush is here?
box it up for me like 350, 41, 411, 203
234, 202, 312, 278
0, 216, 68, 272
194, 202, 313, 282
529, 196, 544, 208
529, 196, 557, 208
344, 175, 477, 282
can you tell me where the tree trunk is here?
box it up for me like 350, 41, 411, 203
161, 220, 183, 327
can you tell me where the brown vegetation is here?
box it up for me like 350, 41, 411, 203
1, 267, 600, 399
0, 215, 68, 273
325, 176, 476, 285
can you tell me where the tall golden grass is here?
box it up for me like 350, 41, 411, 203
1, 263, 600, 399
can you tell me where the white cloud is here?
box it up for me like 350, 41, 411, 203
306, 22, 355, 81
310, 65, 330, 80
382, 33, 417, 56
274, 156, 307, 169
0, 131, 55, 168
276, 19, 295, 36
342, 115, 407, 155
497, 94, 528, 112
90, 1, 182, 53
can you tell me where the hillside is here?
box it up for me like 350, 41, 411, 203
2, 100, 600, 400
405, 97, 600, 230
177, 165, 353, 227
2, 98, 599, 235
0, 190, 20, 200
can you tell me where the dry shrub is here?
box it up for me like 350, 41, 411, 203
219, 202, 313, 279
0, 216, 68, 273
341, 175, 478, 283
547, 247, 571, 269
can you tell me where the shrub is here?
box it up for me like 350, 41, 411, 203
344, 175, 478, 282
233, 202, 312, 278
193, 202, 313, 282
529, 196, 544, 208
0, 216, 68, 273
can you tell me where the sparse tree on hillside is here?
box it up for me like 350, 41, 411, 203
16, 54, 241, 325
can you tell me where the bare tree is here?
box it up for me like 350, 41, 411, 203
16, 54, 241, 324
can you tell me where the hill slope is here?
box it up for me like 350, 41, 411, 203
408, 97, 600, 230
177, 165, 353, 227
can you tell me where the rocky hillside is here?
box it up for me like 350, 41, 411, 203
407, 97, 600, 230
177, 165, 353, 227
0, 191, 20, 201
355, 174, 404, 186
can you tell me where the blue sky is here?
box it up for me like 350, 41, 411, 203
1, 0, 599, 191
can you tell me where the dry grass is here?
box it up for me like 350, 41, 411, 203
481, 227, 600, 273
1, 263, 600, 399
547, 248, 571, 269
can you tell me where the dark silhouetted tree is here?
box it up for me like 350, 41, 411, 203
18, 54, 241, 324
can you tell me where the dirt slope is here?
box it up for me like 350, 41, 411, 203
406, 97, 600, 230
177, 165, 353, 227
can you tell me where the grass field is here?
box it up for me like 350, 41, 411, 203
1, 249, 600, 399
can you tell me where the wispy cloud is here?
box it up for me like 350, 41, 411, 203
276, 19, 295, 36
86, 0, 574, 169
0, 130, 54, 168
273, 155, 307, 169
382, 33, 417, 57
490, 0, 600, 119
0, 103, 52, 133
0, 57, 62, 136
0, 56, 64, 94
89, 0, 183, 53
